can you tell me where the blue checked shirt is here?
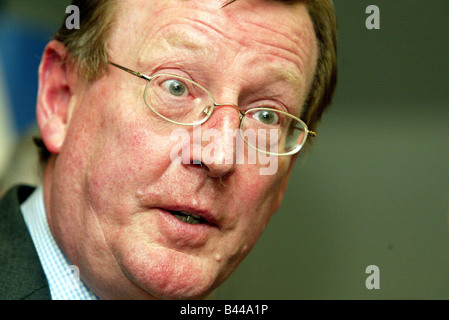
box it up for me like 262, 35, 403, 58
21, 186, 99, 300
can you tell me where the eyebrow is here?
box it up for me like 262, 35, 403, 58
155, 32, 304, 89
158, 36, 303, 87
162, 33, 211, 53
271, 68, 303, 86
144, 30, 305, 105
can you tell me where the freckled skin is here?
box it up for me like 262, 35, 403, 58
43, 0, 318, 299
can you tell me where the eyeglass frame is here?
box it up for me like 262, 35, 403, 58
108, 61, 316, 156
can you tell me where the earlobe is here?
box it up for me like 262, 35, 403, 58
36, 40, 76, 154
39, 114, 69, 154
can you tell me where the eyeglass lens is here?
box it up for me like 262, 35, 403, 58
144, 74, 307, 155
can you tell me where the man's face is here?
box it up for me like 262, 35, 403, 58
46, 0, 317, 299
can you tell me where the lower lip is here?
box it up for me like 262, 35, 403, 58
154, 208, 214, 249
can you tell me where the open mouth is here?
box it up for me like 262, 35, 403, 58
168, 210, 208, 225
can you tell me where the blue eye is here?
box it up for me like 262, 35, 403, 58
253, 109, 280, 125
162, 79, 188, 97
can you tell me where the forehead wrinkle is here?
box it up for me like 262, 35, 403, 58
135, 27, 219, 70
236, 17, 316, 78
178, 12, 309, 72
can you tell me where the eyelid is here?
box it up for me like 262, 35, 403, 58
153, 69, 296, 115
152, 68, 196, 82
244, 99, 289, 113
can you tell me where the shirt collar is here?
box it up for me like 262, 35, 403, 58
21, 186, 99, 300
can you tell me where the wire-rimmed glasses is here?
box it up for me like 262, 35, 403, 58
109, 61, 316, 156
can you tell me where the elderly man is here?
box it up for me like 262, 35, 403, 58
0, 0, 336, 299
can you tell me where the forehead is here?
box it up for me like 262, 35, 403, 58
108, 0, 317, 95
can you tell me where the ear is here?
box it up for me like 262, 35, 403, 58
36, 40, 78, 154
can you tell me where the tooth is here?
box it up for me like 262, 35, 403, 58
180, 211, 202, 219
172, 212, 201, 224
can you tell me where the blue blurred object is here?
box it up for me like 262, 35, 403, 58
0, 12, 51, 134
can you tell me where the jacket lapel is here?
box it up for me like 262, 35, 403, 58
0, 185, 51, 300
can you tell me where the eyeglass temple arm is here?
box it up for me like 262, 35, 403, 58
294, 126, 317, 137
108, 61, 152, 81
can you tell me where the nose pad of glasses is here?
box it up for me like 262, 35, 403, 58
203, 106, 212, 116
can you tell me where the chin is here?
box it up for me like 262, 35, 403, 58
120, 245, 224, 300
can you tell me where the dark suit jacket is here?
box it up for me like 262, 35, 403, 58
0, 185, 51, 299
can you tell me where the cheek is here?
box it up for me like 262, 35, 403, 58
238, 158, 290, 217
219, 158, 291, 258
65, 82, 174, 212
89, 121, 169, 204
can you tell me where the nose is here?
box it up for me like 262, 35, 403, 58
192, 104, 241, 179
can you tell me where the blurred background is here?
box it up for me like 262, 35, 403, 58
0, 0, 448, 299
